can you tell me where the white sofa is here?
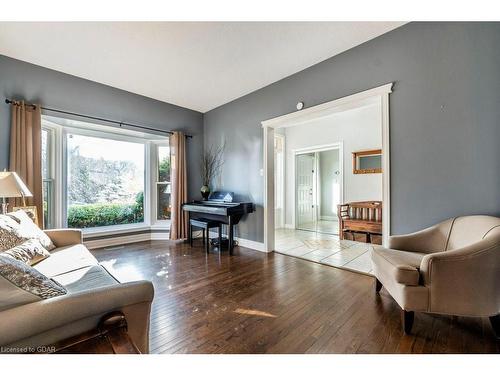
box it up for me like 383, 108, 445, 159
0, 229, 154, 353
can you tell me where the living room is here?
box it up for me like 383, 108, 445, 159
1, 1, 499, 373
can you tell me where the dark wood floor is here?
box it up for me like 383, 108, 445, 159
92, 241, 500, 354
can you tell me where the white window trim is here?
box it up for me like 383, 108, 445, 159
42, 116, 171, 236
150, 141, 172, 228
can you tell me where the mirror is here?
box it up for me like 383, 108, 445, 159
353, 149, 382, 174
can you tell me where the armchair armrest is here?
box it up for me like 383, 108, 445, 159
44, 229, 83, 247
0, 280, 154, 353
419, 238, 500, 316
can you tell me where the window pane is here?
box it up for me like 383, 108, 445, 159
41, 129, 49, 179
66, 134, 145, 228
157, 183, 171, 220
157, 145, 171, 182
43, 180, 53, 229
41, 129, 53, 229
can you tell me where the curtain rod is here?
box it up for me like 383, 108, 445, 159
5, 99, 193, 139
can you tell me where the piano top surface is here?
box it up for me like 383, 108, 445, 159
189, 201, 241, 207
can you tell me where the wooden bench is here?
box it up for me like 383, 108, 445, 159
337, 201, 382, 244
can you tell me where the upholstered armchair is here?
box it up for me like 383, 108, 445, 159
371, 215, 500, 337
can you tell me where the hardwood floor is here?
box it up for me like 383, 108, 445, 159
92, 241, 500, 354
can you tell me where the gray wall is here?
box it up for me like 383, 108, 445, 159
204, 22, 500, 242
0, 55, 204, 200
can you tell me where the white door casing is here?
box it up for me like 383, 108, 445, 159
262, 83, 393, 252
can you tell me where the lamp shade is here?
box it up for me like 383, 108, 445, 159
0, 171, 33, 198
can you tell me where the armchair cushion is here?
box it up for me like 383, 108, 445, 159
371, 246, 425, 286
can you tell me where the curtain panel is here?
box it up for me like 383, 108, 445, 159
169, 131, 188, 240
9, 101, 43, 226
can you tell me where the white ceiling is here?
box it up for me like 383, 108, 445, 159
0, 22, 405, 112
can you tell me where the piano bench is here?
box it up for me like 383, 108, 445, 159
189, 219, 223, 253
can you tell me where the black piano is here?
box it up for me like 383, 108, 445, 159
182, 191, 254, 255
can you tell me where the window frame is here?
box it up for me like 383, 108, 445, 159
42, 116, 171, 235
151, 141, 172, 227
41, 127, 56, 229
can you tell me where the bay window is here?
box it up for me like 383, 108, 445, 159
66, 133, 145, 228
41, 115, 170, 233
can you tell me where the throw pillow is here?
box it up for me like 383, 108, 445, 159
0, 239, 51, 265
6, 210, 55, 251
0, 214, 24, 250
0, 255, 67, 299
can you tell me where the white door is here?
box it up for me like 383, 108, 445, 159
296, 153, 316, 231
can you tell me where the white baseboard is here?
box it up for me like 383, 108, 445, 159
150, 231, 170, 240
85, 233, 152, 250
284, 223, 295, 229
235, 237, 267, 252
85, 230, 267, 253
320, 216, 338, 221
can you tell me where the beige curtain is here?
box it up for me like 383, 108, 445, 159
9, 101, 43, 226
169, 131, 188, 240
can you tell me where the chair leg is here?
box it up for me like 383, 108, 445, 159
202, 229, 205, 245
401, 309, 414, 335
206, 229, 210, 254
375, 278, 383, 293
189, 224, 193, 247
218, 225, 222, 251
489, 314, 500, 340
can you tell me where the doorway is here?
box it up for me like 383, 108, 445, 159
295, 146, 342, 235
263, 83, 393, 254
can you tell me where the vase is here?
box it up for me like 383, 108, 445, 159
201, 185, 210, 200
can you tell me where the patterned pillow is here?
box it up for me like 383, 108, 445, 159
0, 255, 67, 299
0, 239, 51, 265
3, 210, 55, 251
0, 214, 24, 250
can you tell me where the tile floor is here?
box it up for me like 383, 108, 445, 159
275, 228, 374, 275
296, 219, 339, 235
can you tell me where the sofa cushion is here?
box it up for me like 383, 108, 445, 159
372, 247, 426, 286
1, 239, 50, 265
52, 265, 119, 293
33, 244, 98, 278
0, 255, 67, 311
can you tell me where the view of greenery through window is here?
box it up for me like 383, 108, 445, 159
66, 134, 145, 228
156, 145, 172, 220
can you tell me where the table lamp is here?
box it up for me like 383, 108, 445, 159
0, 171, 33, 214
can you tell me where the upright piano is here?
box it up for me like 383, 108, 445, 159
181, 191, 254, 254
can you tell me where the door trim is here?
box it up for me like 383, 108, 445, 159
262, 83, 393, 252
274, 133, 286, 229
